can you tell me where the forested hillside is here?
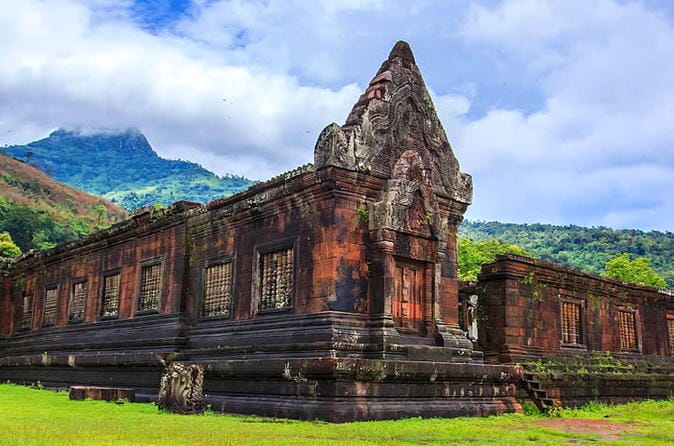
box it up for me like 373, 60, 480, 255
0, 152, 128, 253
459, 220, 674, 289
3, 129, 254, 210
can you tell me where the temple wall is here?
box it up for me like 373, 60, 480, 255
182, 167, 378, 324
9, 207, 191, 333
0, 42, 526, 421
472, 254, 674, 362
0, 261, 13, 335
465, 255, 674, 410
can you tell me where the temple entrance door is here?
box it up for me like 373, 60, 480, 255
392, 260, 426, 335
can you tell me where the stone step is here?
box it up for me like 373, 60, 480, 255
69, 386, 135, 402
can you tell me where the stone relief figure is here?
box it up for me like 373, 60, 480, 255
371, 150, 438, 236
462, 294, 479, 342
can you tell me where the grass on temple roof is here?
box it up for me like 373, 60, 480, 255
1, 383, 673, 445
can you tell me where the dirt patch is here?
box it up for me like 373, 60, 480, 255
535, 418, 634, 441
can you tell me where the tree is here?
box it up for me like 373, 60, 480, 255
457, 237, 528, 281
0, 232, 21, 259
601, 253, 667, 288
94, 201, 107, 225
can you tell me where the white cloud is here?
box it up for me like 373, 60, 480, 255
451, 0, 674, 230
1, 0, 673, 230
0, 0, 360, 180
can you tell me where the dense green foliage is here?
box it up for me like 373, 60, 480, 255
459, 220, 674, 289
602, 253, 667, 288
0, 197, 84, 251
0, 153, 128, 252
0, 232, 21, 258
3, 129, 254, 210
457, 238, 528, 281
1, 384, 674, 445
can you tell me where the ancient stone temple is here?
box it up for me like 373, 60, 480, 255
3, 42, 673, 419
461, 255, 674, 411
0, 42, 522, 421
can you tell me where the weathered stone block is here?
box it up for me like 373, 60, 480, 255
69, 386, 135, 402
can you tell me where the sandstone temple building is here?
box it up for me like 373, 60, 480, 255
0, 42, 672, 421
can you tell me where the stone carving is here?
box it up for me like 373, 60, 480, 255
314, 122, 353, 169
157, 362, 205, 414
370, 150, 437, 236
315, 41, 472, 204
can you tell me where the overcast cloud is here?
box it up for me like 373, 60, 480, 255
0, 0, 672, 231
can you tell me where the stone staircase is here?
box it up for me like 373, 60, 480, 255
521, 371, 557, 413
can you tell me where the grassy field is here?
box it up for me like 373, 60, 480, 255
1, 384, 673, 445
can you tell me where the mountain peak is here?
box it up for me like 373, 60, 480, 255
44, 128, 154, 156
4, 128, 254, 210
49, 127, 144, 138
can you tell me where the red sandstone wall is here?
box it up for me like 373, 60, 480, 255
9, 209, 189, 334
0, 273, 13, 335
4, 166, 466, 346
477, 255, 674, 362
183, 168, 375, 322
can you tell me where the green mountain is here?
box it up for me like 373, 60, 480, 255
459, 220, 674, 289
2, 129, 254, 210
0, 152, 128, 253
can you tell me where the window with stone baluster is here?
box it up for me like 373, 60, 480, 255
560, 298, 585, 347
69, 281, 87, 323
202, 261, 233, 318
19, 293, 33, 331
617, 307, 639, 351
42, 286, 59, 327
667, 315, 674, 356
138, 262, 162, 312
258, 247, 294, 311
100, 272, 121, 318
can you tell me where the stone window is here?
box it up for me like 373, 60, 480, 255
138, 263, 162, 312
19, 293, 33, 331
617, 308, 638, 351
69, 281, 87, 322
667, 315, 674, 355
100, 273, 121, 318
560, 299, 584, 346
202, 261, 233, 318
42, 286, 59, 327
259, 247, 294, 311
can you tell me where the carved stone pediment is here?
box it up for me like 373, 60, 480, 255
370, 150, 439, 237
313, 41, 472, 205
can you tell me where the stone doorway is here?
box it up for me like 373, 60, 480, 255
392, 259, 426, 335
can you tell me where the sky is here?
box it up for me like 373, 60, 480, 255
0, 0, 673, 231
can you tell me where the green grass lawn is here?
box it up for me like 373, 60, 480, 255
1, 383, 673, 445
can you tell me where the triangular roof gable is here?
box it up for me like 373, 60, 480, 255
314, 41, 472, 204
